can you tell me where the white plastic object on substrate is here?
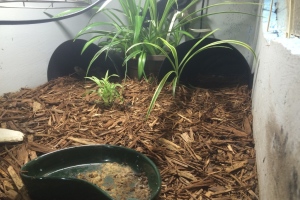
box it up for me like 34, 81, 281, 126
0, 128, 24, 143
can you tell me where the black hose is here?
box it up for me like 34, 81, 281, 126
0, 0, 105, 25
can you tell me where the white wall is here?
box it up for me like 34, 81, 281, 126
193, 0, 260, 65
0, 7, 87, 94
252, 0, 300, 199
0, 1, 120, 95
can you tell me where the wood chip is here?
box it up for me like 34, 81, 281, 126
158, 138, 183, 152
7, 166, 23, 190
68, 136, 98, 145
225, 160, 248, 173
0, 77, 258, 199
5, 189, 19, 200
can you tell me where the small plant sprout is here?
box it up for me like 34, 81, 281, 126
85, 71, 122, 107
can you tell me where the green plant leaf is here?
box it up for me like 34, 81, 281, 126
133, 15, 143, 44
158, 37, 178, 71
85, 71, 122, 107
172, 76, 178, 96
75, 21, 116, 38
85, 40, 122, 76
80, 35, 103, 55
138, 52, 146, 79
52, 8, 85, 18
146, 70, 175, 119
102, 9, 127, 27
123, 50, 142, 64
126, 40, 178, 74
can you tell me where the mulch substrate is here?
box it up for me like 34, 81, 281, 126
0, 76, 258, 200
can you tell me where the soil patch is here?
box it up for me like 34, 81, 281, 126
0, 76, 258, 199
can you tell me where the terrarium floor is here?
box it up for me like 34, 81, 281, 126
0, 76, 258, 200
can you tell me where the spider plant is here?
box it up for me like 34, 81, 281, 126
85, 71, 123, 107
126, 29, 256, 118
75, 0, 258, 79
75, 0, 192, 79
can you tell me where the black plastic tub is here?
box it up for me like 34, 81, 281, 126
20, 145, 161, 200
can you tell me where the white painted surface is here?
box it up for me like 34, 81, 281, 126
252, 0, 300, 199
0, 1, 119, 96
0, 8, 92, 95
193, 0, 260, 66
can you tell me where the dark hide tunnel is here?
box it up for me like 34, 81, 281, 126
158, 38, 253, 88
47, 39, 124, 81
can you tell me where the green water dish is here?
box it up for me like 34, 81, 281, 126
20, 145, 161, 200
